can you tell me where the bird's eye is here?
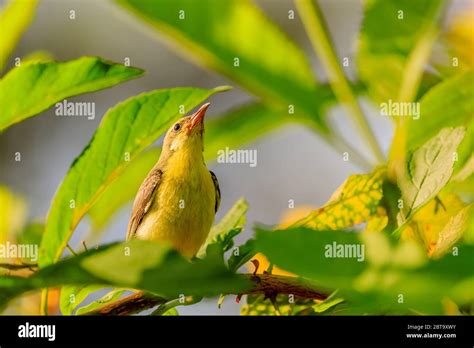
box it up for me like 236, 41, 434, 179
173, 123, 181, 132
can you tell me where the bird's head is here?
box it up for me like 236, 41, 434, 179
162, 102, 210, 155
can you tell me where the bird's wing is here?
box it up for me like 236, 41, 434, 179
126, 168, 163, 240
209, 170, 220, 213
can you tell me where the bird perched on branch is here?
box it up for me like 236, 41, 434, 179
126, 103, 220, 258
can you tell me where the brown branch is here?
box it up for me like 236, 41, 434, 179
0, 262, 38, 270
81, 273, 329, 316
0, 263, 38, 277
84, 291, 167, 316
244, 273, 328, 300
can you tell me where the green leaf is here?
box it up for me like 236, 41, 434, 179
399, 127, 466, 221
21, 50, 54, 65
39, 86, 229, 268
0, 0, 38, 72
116, 0, 330, 131
227, 238, 256, 273
151, 294, 201, 316
454, 123, 474, 175
407, 71, 474, 151
453, 150, 474, 183
464, 210, 474, 244
1, 240, 251, 310
431, 205, 472, 259
295, 167, 386, 230
380, 180, 402, 234
0, 57, 144, 131
399, 192, 468, 255
255, 227, 366, 289
75, 289, 126, 315
254, 227, 474, 313
407, 71, 474, 149
59, 285, 103, 315
197, 198, 248, 258
357, 0, 445, 102
87, 148, 160, 233
161, 307, 179, 316
312, 291, 344, 314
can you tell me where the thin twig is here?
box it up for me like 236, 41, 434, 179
0, 263, 38, 270
66, 244, 77, 256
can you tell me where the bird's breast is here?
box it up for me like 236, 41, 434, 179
136, 159, 216, 258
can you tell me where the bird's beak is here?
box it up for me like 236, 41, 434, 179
189, 102, 210, 131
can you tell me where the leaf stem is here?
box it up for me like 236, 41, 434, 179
40, 288, 48, 315
388, 28, 439, 180
295, 0, 385, 164
151, 295, 202, 316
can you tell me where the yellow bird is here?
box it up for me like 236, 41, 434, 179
126, 103, 220, 258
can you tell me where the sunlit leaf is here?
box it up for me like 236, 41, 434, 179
227, 238, 256, 273
21, 50, 54, 64
0, 0, 38, 72
75, 288, 126, 315
59, 285, 103, 315
407, 70, 474, 172
431, 205, 472, 259
1, 240, 250, 310
0, 57, 144, 131
453, 122, 474, 174
161, 307, 179, 316
401, 193, 468, 255
294, 167, 386, 230
39, 86, 229, 268
449, 163, 474, 201
398, 127, 466, 221
197, 198, 248, 258
357, 0, 445, 102
116, 0, 330, 131
312, 291, 344, 314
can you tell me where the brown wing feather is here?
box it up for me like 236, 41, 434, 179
126, 168, 163, 240
209, 170, 220, 213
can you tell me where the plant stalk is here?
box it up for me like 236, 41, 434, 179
295, 0, 385, 164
